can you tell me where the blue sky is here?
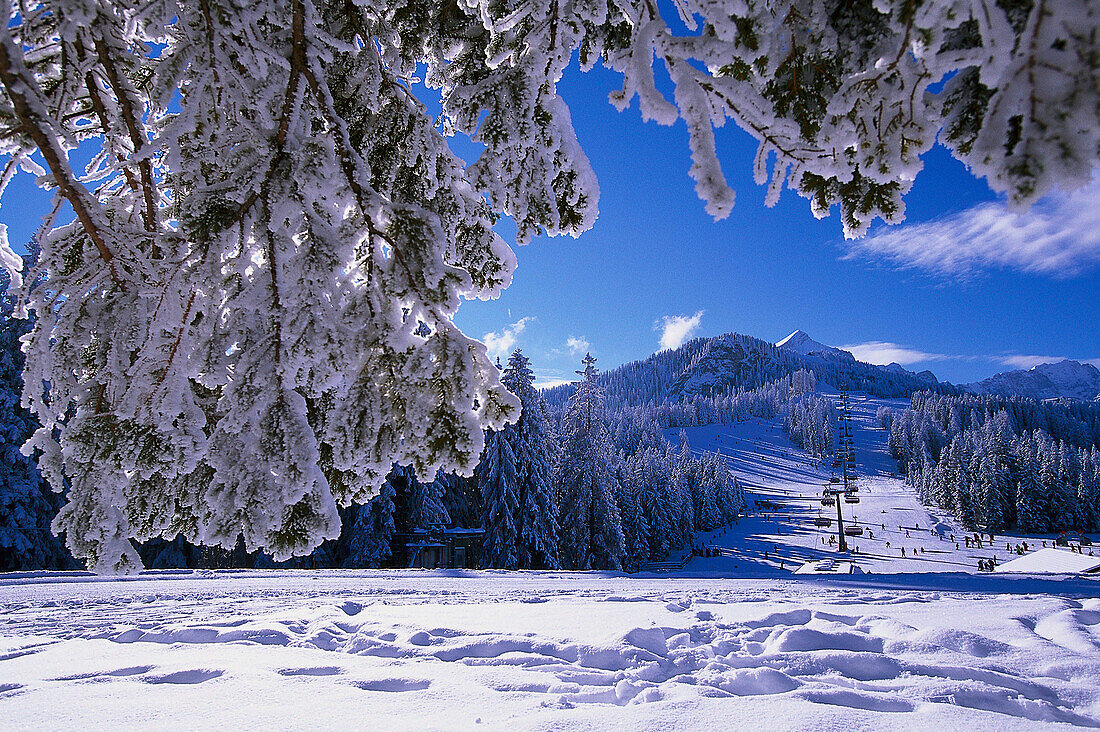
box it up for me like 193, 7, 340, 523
2, 61, 1098, 389
451, 63, 1100, 387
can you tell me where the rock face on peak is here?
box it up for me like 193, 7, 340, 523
670, 336, 766, 398
966, 360, 1100, 401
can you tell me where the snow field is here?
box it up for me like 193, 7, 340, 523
673, 391, 1080, 575
3, 571, 1100, 730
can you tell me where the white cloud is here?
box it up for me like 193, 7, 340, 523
566, 336, 591, 357
656, 311, 704, 351
534, 378, 573, 389
839, 341, 949, 366
996, 354, 1100, 370
483, 317, 533, 360
838, 345, 1100, 374
532, 368, 574, 390
842, 179, 1100, 278
997, 354, 1065, 370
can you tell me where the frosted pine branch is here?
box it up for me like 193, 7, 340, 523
0, 0, 1094, 571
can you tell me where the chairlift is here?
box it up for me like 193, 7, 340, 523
814, 515, 832, 527
844, 494, 860, 504
821, 496, 835, 507
829, 477, 841, 484
844, 525, 864, 536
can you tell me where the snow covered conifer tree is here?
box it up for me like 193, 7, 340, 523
617, 456, 651, 571
344, 480, 396, 568
0, 274, 72, 570
478, 348, 558, 569
478, 426, 520, 569
402, 468, 452, 533
1015, 454, 1046, 533
500, 350, 559, 570
1, 0, 1096, 571
557, 354, 624, 570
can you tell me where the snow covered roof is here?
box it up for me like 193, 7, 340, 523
994, 548, 1100, 575
793, 559, 864, 575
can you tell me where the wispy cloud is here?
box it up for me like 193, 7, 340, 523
483, 317, 534, 360
840, 341, 1100, 374
842, 179, 1100, 279
656, 310, 704, 351
995, 354, 1100, 370
839, 341, 950, 366
566, 335, 591, 357
997, 354, 1066, 370
533, 368, 574, 389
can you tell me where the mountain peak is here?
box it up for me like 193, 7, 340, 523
776, 330, 835, 356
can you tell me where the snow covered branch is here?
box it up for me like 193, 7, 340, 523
0, 0, 1093, 571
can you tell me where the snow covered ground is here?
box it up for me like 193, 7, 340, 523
4, 391, 1100, 729
2, 569, 1100, 730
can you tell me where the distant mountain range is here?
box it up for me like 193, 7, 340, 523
544, 329, 1098, 407
544, 330, 953, 410
774, 331, 1100, 401
964, 360, 1100, 402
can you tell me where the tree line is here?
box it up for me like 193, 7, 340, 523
883, 393, 1100, 533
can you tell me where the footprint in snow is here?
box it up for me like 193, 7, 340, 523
52, 666, 155, 682
142, 669, 223, 685
277, 666, 344, 677
338, 601, 363, 616
352, 678, 431, 692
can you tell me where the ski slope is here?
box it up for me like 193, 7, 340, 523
670, 391, 1072, 575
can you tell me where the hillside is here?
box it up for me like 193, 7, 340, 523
670, 390, 1013, 575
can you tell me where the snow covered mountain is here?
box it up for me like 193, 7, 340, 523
775, 329, 852, 359
543, 329, 952, 410
966, 359, 1100, 401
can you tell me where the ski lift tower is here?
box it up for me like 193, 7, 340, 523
822, 387, 859, 552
